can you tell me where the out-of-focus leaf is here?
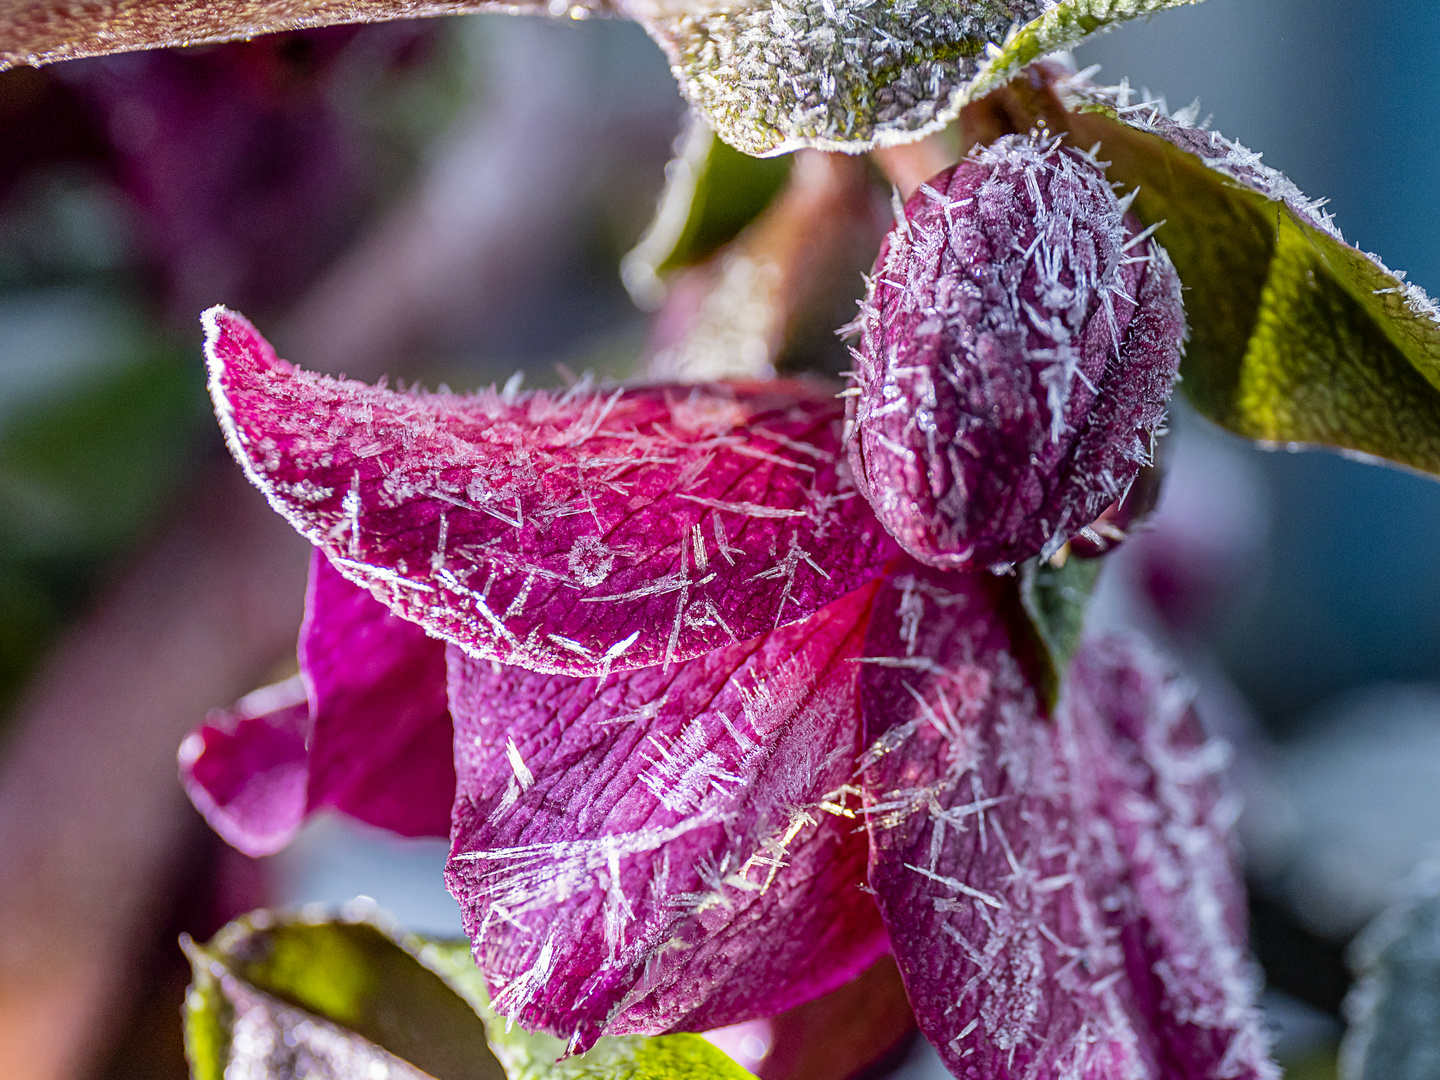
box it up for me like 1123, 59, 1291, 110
643, 149, 878, 381
996, 64, 1440, 476
181, 908, 504, 1080
0, 0, 610, 70
0, 306, 206, 710
1019, 553, 1101, 708
622, 120, 790, 309
642, 0, 1203, 155
1341, 865, 1440, 1080
183, 908, 757, 1080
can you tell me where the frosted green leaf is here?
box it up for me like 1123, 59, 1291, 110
181, 905, 756, 1080
181, 906, 504, 1080
636, 0, 1205, 156
1341, 865, 1440, 1080
1014, 65, 1440, 475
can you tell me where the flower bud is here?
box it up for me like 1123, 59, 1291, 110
848, 133, 1185, 571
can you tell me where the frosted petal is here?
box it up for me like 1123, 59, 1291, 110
205, 306, 894, 677
849, 134, 1182, 571
301, 551, 454, 838
1068, 637, 1275, 1079
444, 583, 887, 1051
860, 565, 1275, 1079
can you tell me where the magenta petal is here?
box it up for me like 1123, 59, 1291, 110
179, 678, 311, 857
204, 306, 896, 676
861, 565, 1275, 1079
1068, 638, 1275, 1079
444, 583, 889, 1051
301, 551, 454, 838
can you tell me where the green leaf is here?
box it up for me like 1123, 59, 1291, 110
183, 908, 756, 1080
638, 0, 1204, 155
1341, 867, 1440, 1080
622, 120, 791, 308
1019, 553, 1102, 709
1005, 65, 1440, 475
413, 939, 756, 1080
181, 908, 505, 1080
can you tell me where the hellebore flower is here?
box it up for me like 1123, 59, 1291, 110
181, 127, 1278, 1078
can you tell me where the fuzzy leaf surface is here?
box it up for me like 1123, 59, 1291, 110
1007, 65, 1440, 475
859, 564, 1275, 1078
444, 583, 886, 1050
204, 306, 894, 676
641, 0, 1203, 155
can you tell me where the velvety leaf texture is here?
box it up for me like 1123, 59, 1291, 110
640, 0, 1203, 155
444, 583, 887, 1051
204, 306, 894, 677
1005, 62, 1440, 476
859, 564, 1274, 1080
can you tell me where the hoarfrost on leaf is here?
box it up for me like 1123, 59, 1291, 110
638, 0, 1207, 155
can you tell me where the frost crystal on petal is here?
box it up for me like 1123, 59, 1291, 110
444, 583, 886, 1051
849, 134, 1184, 570
203, 306, 894, 677
860, 564, 1276, 1079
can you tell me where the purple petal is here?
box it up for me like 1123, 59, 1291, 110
180, 552, 453, 853
849, 135, 1184, 572
179, 678, 311, 857
1068, 637, 1275, 1079
204, 306, 896, 677
444, 583, 888, 1051
860, 563, 1275, 1079
301, 551, 454, 838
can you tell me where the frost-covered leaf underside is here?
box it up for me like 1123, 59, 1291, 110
640, 0, 1205, 155
0, 0, 613, 70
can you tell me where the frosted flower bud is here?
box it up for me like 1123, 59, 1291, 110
848, 133, 1185, 570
